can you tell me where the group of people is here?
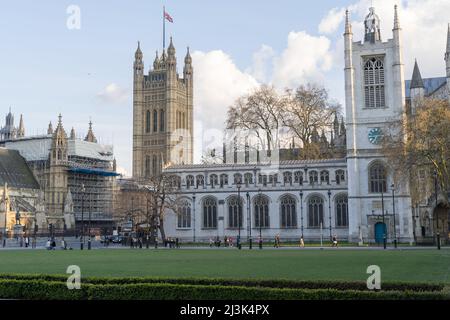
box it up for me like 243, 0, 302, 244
164, 237, 179, 248
209, 236, 236, 248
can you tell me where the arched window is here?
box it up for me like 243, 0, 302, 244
364, 57, 385, 109
57, 149, 62, 160
269, 173, 278, 186
254, 195, 269, 228
153, 110, 158, 132
320, 170, 330, 184
309, 171, 318, 185
294, 171, 303, 185
308, 196, 324, 227
210, 174, 218, 188
233, 173, 242, 185
336, 170, 345, 185
335, 195, 348, 227
203, 197, 217, 229
258, 174, 268, 186
186, 175, 194, 189
369, 162, 387, 193
145, 156, 151, 177
244, 173, 253, 186
227, 196, 243, 229
283, 172, 293, 186
146, 110, 151, 133
219, 174, 228, 187
160, 109, 165, 132
177, 200, 191, 228
196, 175, 204, 188
281, 195, 297, 228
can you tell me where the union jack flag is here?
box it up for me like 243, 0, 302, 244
164, 10, 173, 23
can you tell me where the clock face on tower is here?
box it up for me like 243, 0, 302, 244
368, 128, 383, 145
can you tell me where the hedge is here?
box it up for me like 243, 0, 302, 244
0, 273, 444, 292
0, 279, 448, 300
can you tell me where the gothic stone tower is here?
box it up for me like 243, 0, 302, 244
46, 114, 68, 228
132, 38, 193, 182
344, 6, 413, 243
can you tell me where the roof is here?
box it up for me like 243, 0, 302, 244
410, 61, 424, 89
405, 77, 447, 98
5, 135, 114, 162
0, 148, 40, 189
165, 158, 347, 171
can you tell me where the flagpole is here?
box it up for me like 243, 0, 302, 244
163, 6, 166, 51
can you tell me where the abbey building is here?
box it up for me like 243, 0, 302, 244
134, 6, 449, 244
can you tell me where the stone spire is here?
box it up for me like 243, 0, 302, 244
84, 120, 97, 143
168, 36, 175, 57
410, 59, 424, 89
344, 9, 352, 35
364, 7, 381, 43
393, 4, 400, 30
17, 114, 25, 138
134, 41, 144, 78
50, 114, 68, 164
340, 117, 346, 136
153, 50, 159, 70
47, 121, 53, 135
333, 113, 339, 137
70, 127, 76, 140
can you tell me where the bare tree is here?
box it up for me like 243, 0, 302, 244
226, 85, 285, 153
144, 174, 181, 242
382, 98, 450, 205
283, 84, 340, 151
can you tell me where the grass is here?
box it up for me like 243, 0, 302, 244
0, 248, 449, 284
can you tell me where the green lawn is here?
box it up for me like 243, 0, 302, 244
0, 248, 449, 284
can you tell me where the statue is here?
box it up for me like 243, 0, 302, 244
15, 208, 21, 225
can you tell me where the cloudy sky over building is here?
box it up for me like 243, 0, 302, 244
1, 0, 449, 175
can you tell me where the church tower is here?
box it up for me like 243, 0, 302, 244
132, 38, 193, 181
344, 6, 413, 243
46, 114, 68, 228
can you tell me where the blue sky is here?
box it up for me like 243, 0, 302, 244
1, 0, 449, 175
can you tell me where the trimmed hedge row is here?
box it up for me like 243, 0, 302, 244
0, 273, 444, 292
0, 279, 448, 300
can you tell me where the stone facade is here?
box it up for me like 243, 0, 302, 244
132, 39, 193, 182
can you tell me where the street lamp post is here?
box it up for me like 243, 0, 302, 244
192, 194, 196, 243
237, 181, 242, 250
391, 184, 397, 248
80, 184, 85, 250
328, 189, 332, 241
88, 193, 92, 250
258, 189, 262, 249
247, 192, 252, 249
433, 170, 440, 250
299, 189, 304, 239
381, 188, 386, 249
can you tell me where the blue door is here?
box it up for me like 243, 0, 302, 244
375, 222, 386, 244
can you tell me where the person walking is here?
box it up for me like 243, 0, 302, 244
274, 234, 280, 248
300, 236, 305, 248
46, 239, 51, 250
332, 235, 338, 247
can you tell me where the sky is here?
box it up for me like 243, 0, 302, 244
1, 0, 449, 176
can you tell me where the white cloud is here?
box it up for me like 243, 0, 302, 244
272, 31, 333, 88
191, 50, 259, 162
115, 165, 129, 177
97, 83, 129, 105
247, 44, 275, 82
319, 7, 346, 34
